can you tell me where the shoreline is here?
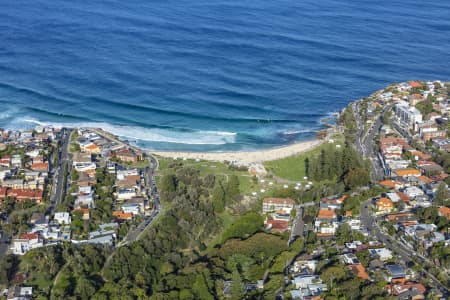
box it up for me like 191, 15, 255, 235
150, 138, 324, 164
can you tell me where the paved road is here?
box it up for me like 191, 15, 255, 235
391, 121, 413, 144
46, 128, 71, 216
288, 207, 305, 246
353, 101, 391, 182
0, 229, 10, 258
360, 199, 449, 295
119, 155, 161, 245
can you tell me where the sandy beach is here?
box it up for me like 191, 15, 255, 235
151, 138, 323, 164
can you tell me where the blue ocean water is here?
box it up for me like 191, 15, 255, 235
0, 0, 449, 151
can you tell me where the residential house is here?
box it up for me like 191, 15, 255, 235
386, 282, 426, 298
1, 179, 24, 189
314, 209, 338, 236
385, 264, 406, 283
30, 162, 49, 172
73, 208, 90, 220
386, 192, 400, 203
369, 248, 393, 261
375, 198, 394, 214
98, 222, 119, 231
393, 169, 421, 178
0, 155, 11, 167
121, 202, 141, 215
72, 152, 92, 164
342, 253, 360, 265
438, 206, 450, 220
349, 264, 369, 280
75, 193, 94, 208
385, 213, 415, 224
116, 151, 139, 163
11, 233, 44, 255
378, 180, 403, 190
293, 259, 318, 274
6, 189, 43, 203
292, 275, 321, 289
116, 188, 136, 201
432, 138, 450, 152
11, 155, 21, 168
112, 211, 133, 220
266, 219, 289, 233
404, 186, 424, 199
80, 142, 101, 154
30, 212, 45, 225
262, 198, 295, 213
54, 212, 71, 225
6, 286, 33, 300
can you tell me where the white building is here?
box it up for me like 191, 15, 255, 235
54, 212, 71, 225
292, 275, 320, 289
262, 198, 295, 213
405, 186, 424, 199
116, 169, 139, 181
394, 102, 423, 131
11, 233, 44, 255
386, 192, 400, 203
73, 162, 96, 172
369, 248, 393, 261
11, 155, 22, 167
117, 188, 136, 201
121, 203, 141, 215
75, 193, 94, 208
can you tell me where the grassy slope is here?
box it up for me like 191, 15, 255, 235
156, 157, 257, 195
264, 135, 344, 181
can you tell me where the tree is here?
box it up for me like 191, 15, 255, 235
221, 212, 263, 242
356, 250, 370, 267
75, 276, 97, 300
320, 265, 347, 284
192, 273, 214, 300
226, 175, 240, 203
344, 168, 370, 189
160, 174, 177, 202
435, 182, 448, 205
212, 182, 225, 213
0, 254, 19, 285
335, 223, 352, 245
231, 268, 244, 300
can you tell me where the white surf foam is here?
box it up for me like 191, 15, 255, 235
16, 117, 237, 145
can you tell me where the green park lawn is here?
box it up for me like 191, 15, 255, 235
264, 135, 344, 181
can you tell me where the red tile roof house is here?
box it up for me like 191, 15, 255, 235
30, 162, 49, 172
12, 233, 44, 255
112, 211, 134, 220
409, 81, 422, 88
0, 187, 7, 199
266, 219, 289, 233
348, 264, 370, 280
438, 206, 450, 220
73, 208, 90, 220
6, 189, 43, 203
0, 155, 11, 167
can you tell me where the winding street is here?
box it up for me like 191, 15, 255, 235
352, 101, 391, 182
46, 128, 71, 216
118, 154, 161, 246
360, 199, 449, 295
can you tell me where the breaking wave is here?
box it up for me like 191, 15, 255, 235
16, 117, 237, 145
